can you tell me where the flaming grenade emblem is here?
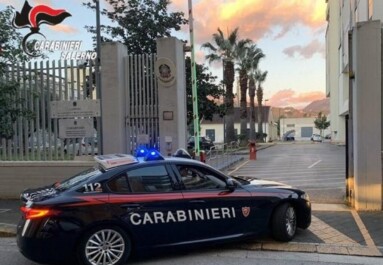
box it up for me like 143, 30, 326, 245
12, 1, 71, 57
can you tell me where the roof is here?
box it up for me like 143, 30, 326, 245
201, 106, 272, 124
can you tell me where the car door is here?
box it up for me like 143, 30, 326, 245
173, 163, 256, 242
106, 163, 187, 249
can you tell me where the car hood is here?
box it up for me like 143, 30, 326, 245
233, 175, 293, 188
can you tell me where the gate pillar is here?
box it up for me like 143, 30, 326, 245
100, 42, 128, 154
156, 38, 187, 156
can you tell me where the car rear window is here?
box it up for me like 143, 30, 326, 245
55, 167, 103, 191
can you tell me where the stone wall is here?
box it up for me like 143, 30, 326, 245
0, 161, 95, 199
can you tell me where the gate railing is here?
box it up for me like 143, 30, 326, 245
125, 54, 159, 154
0, 60, 100, 161
206, 143, 242, 171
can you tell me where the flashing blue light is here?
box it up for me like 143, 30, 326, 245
144, 149, 165, 161
136, 148, 149, 158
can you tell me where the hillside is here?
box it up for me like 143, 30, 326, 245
303, 98, 330, 115
271, 98, 330, 119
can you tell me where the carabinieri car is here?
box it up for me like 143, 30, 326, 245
17, 149, 311, 265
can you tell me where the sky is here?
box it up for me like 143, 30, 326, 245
0, 0, 327, 109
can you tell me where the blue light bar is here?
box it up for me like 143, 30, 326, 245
144, 149, 165, 161
136, 148, 149, 158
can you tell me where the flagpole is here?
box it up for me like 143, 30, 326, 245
188, 0, 200, 159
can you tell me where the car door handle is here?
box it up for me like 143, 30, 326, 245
189, 200, 205, 204
121, 204, 141, 211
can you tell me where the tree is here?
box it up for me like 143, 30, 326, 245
236, 43, 264, 144
255, 70, 268, 142
314, 112, 330, 137
248, 47, 265, 141
185, 57, 225, 132
84, 0, 187, 54
0, 6, 30, 70
0, 6, 34, 139
202, 28, 241, 143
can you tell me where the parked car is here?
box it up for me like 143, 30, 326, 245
64, 137, 98, 155
17, 150, 311, 265
28, 130, 63, 151
311, 134, 322, 142
187, 136, 215, 150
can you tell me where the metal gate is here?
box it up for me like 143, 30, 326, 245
125, 54, 159, 154
0, 60, 100, 161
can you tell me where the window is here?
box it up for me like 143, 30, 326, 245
177, 165, 226, 190
108, 165, 174, 193
205, 129, 215, 142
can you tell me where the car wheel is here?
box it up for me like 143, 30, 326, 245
271, 203, 297, 242
78, 226, 131, 265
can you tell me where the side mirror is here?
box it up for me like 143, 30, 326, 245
226, 178, 237, 192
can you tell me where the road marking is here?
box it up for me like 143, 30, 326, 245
351, 210, 377, 247
0, 209, 10, 214
0, 223, 17, 227
308, 160, 322, 169
310, 215, 357, 245
228, 160, 249, 175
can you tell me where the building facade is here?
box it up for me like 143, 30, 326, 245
200, 107, 277, 143
326, 0, 383, 210
280, 117, 331, 141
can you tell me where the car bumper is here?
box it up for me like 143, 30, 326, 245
17, 219, 79, 264
297, 200, 311, 229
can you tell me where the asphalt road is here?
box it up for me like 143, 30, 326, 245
229, 142, 346, 203
1, 238, 382, 265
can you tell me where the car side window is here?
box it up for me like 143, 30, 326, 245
108, 165, 174, 193
177, 165, 226, 190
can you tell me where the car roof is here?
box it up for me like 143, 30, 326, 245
94, 151, 205, 171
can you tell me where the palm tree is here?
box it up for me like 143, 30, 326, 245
247, 48, 265, 141
202, 28, 240, 143
236, 43, 264, 145
255, 70, 268, 141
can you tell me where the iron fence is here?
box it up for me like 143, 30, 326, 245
0, 60, 100, 161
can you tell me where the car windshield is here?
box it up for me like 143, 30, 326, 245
54, 167, 103, 191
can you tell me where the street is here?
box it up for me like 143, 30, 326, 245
229, 142, 346, 203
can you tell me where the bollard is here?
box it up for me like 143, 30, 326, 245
249, 140, 257, 160
200, 150, 206, 163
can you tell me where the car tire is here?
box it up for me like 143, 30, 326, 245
271, 203, 297, 242
77, 225, 131, 265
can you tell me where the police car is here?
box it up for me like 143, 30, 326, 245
17, 149, 311, 265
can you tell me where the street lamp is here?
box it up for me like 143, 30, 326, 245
263, 99, 269, 142
95, 0, 103, 154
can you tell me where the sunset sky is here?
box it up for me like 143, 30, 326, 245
1, 0, 327, 109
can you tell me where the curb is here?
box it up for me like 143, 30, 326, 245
0, 224, 16, 237
239, 242, 383, 257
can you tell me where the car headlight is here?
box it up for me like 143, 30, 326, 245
300, 193, 310, 201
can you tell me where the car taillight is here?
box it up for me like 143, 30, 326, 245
20, 207, 59, 220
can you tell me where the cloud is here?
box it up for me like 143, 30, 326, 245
170, 0, 327, 44
268, 89, 325, 109
0, 0, 53, 7
283, 39, 325, 59
47, 24, 78, 34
